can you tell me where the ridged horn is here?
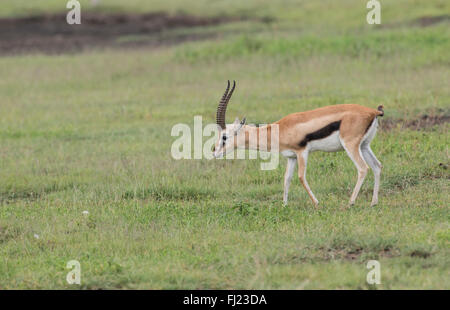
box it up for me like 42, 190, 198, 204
216, 80, 236, 130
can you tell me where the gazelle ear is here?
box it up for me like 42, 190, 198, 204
233, 117, 240, 125
235, 117, 246, 133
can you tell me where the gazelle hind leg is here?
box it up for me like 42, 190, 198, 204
361, 144, 382, 206
340, 138, 369, 205
283, 158, 297, 205
296, 150, 319, 206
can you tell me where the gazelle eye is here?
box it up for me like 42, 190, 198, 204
222, 135, 227, 141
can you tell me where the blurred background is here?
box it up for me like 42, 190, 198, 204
0, 0, 449, 289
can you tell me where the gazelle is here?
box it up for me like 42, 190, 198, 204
213, 81, 384, 207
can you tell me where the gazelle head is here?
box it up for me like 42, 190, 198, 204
213, 80, 246, 158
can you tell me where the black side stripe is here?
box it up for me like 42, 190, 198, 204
299, 120, 341, 147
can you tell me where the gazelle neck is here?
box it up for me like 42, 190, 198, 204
235, 124, 275, 151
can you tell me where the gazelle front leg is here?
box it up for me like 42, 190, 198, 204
296, 150, 319, 207
283, 157, 297, 205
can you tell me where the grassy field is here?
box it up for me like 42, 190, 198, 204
0, 0, 449, 289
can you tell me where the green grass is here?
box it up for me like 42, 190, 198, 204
0, 0, 449, 289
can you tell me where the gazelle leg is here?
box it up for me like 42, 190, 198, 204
283, 157, 297, 205
340, 139, 369, 205
296, 150, 319, 206
361, 144, 382, 206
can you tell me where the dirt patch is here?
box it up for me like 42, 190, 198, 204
410, 249, 432, 259
412, 15, 450, 27
270, 246, 399, 265
380, 114, 450, 131
326, 247, 395, 261
381, 15, 449, 29
342, 247, 363, 260
0, 191, 41, 204
0, 12, 245, 55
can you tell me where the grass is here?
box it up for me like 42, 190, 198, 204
0, 0, 449, 289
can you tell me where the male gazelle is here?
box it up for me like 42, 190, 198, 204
213, 81, 384, 207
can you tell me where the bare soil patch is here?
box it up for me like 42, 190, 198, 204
413, 15, 450, 27
380, 114, 450, 131
380, 14, 450, 29
410, 249, 432, 258
0, 12, 244, 55
324, 246, 396, 261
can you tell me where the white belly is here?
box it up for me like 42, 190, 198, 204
281, 150, 297, 158
307, 131, 343, 152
